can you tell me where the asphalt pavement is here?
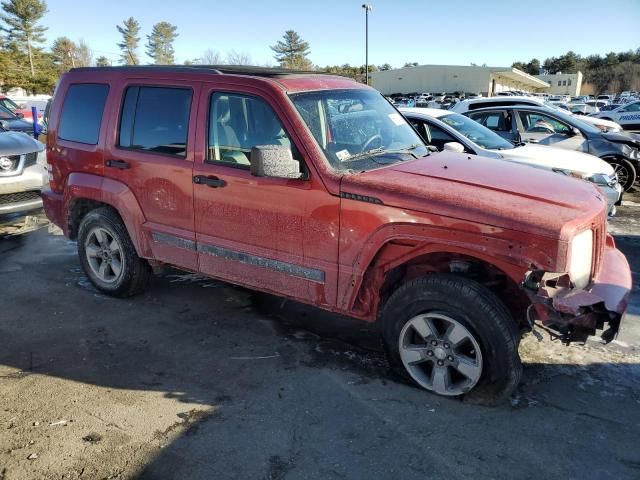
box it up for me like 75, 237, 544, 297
0, 192, 639, 480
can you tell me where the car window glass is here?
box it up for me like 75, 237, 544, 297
518, 112, 570, 134
118, 86, 191, 157
409, 119, 430, 143
208, 92, 293, 167
622, 102, 640, 112
59, 83, 109, 145
427, 124, 457, 150
471, 112, 509, 132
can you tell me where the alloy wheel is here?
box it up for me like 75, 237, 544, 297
398, 313, 483, 396
84, 227, 124, 284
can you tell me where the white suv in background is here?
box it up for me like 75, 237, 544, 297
592, 101, 640, 131
450, 96, 623, 132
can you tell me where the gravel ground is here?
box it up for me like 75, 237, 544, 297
0, 191, 639, 480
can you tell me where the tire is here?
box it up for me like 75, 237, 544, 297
381, 273, 522, 406
77, 207, 150, 297
607, 158, 637, 192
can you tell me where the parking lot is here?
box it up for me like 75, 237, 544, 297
0, 189, 638, 480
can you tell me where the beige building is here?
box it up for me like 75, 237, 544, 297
534, 72, 583, 96
368, 64, 550, 96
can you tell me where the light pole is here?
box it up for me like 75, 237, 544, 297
362, 4, 372, 85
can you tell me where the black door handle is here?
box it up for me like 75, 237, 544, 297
105, 159, 130, 170
193, 175, 227, 188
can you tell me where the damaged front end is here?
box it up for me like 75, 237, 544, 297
522, 237, 632, 344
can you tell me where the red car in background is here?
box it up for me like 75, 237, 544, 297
0, 95, 42, 122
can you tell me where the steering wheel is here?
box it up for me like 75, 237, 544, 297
360, 134, 383, 153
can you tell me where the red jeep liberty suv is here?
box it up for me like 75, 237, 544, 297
42, 66, 632, 404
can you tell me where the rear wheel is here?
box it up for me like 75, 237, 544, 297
608, 158, 636, 192
78, 207, 150, 297
381, 274, 522, 405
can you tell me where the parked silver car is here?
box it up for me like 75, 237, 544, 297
0, 131, 46, 217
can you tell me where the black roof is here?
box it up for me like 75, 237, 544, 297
70, 65, 327, 77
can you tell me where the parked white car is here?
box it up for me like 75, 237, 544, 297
400, 107, 623, 215
450, 96, 623, 132
592, 101, 640, 131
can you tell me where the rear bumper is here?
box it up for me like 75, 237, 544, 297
524, 237, 632, 343
41, 187, 65, 232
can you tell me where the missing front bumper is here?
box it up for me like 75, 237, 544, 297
522, 241, 632, 343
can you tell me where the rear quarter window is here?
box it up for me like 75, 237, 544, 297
58, 84, 109, 144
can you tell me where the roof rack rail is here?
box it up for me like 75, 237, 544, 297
70, 65, 328, 77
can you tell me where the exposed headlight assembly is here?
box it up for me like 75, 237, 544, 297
568, 229, 593, 289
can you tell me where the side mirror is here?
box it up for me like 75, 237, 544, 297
250, 145, 303, 179
443, 142, 465, 153
15, 112, 24, 118
571, 127, 581, 136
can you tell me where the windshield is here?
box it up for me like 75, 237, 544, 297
290, 89, 429, 171
439, 113, 514, 150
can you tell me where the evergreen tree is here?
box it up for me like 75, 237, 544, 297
270, 30, 312, 70
0, 0, 47, 76
116, 17, 140, 65
146, 21, 178, 64
95, 55, 110, 67
51, 36, 75, 70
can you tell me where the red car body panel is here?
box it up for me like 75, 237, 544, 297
41, 68, 631, 341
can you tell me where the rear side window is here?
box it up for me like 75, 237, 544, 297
119, 86, 192, 157
58, 84, 109, 144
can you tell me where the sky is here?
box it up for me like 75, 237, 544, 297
43, 0, 640, 67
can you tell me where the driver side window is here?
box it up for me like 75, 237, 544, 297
518, 112, 570, 135
426, 124, 457, 150
621, 102, 640, 112
208, 92, 294, 167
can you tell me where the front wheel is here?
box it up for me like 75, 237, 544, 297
608, 158, 637, 192
381, 274, 522, 405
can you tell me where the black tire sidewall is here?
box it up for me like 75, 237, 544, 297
77, 209, 138, 295
381, 274, 521, 404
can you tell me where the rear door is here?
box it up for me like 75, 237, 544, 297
191, 85, 340, 306
467, 110, 516, 142
103, 79, 199, 270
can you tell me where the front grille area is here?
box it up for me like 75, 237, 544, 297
0, 190, 41, 206
23, 151, 38, 168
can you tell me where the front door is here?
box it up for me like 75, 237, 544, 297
515, 110, 587, 151
103, 80, 199, 271
192, 87, 340, 306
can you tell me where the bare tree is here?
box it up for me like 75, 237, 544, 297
226, 49, 252, 65
199, 48, 222, 65
75, 38, 92, 67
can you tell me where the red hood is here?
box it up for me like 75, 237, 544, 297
340, 151, 606, 239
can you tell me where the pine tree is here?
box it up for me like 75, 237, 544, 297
146, 21, 178, 65
0, 0, 47, 76
116, 17, 140, 65
51, 36, 75, 70
270, 30, 313, 70
96, 55, 110, 67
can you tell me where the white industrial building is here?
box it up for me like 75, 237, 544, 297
534, 72, 583, 96
368, 64, 550, 96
